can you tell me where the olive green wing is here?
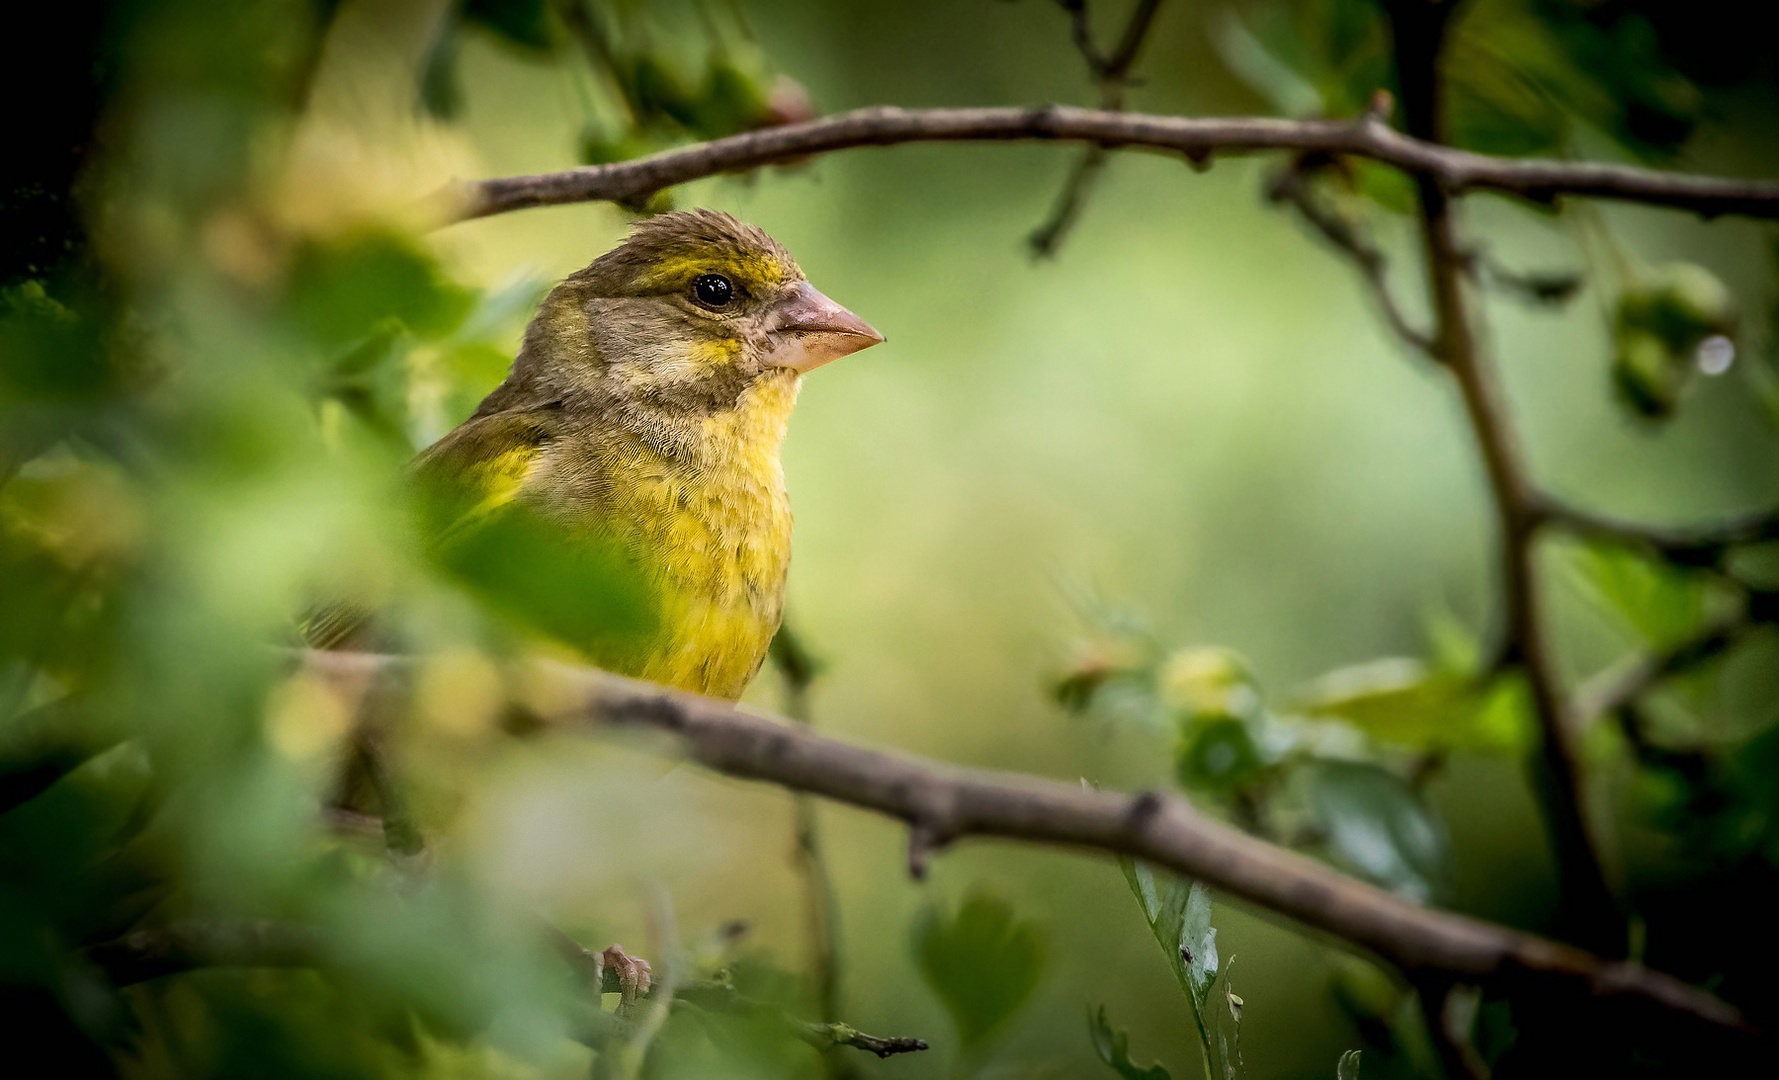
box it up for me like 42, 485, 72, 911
409, 407, 563, 544
299, 408, 562, 650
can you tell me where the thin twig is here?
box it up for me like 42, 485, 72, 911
1030, 0, 1167, 257
1542, 502, 1779, 569
297, 650, 1757, 1043
435, 105, 1779, 223
676, 979, 930, 1058
1267, 160, 1435, 353
770, 624, 846, 1044
794, 1021, 929, 1059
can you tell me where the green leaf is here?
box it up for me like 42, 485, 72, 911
1609, 264, 1738, 420
1309, 762, 1450, 903
1564, 539, 1711, 650
1119, 860, 1219, 1064
285, 230, 474, 347
1174, 716, 1262, 792
912, 892, 1047, 1050
1337, 1048, 1363, 1080
1089, 1005, 1173, 1080
1295, 659, 1526, 754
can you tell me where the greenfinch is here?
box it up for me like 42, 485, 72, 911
311, 210, 881, 700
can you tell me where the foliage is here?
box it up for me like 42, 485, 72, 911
912, 891, 1048, 1053
4, 0, 1779, 1077
1059, 624, 1464, 906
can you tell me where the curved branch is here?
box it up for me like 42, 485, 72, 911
1542, 502, 1779, 568
438, 106, 1779, 223
299, 651, 1756, 1044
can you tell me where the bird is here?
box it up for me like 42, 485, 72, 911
306, 209, 882, 701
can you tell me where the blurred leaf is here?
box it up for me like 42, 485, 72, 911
1564, 539, 1710, 650
1157, 646, 1258, 721
1175, 715, 1263, 792
285, 230, 473, 347
1610, 263, 1738, 420
0, 700, 113, 816
1422, 606, 1482, 676
1337, 1048, 1362, 1080
1345, 160, 1417, 217
691, 50, 776, 138
461, 0, 555, 52
1090, 1004, 1173, 1080
1211, 9, 1325, 118
1309, 761, 1450, 903
1613, 328, 1687, 419
317, 323, 409, 443
1449, 0, 1702, 161
418, 20, 463, 119
0, 281, 112, 404
1327, 952, 1404, 1027
1295, 658, 1524, 753
623, 51, 703, 131
428, 499, 657, 660
1214, 0, 1392, 122
1618, 264, 1738, 351
912, 891, 1047, 1051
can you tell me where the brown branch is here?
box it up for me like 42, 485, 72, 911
436, 105, 1779, 224
1542, 502, 1779, 569
298, 650, 1755, 1043
1384, 0, 1619, 955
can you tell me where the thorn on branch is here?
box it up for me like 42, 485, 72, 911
906, 821, 950, 880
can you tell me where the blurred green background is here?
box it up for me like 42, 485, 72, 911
5, 0, 1779, 1076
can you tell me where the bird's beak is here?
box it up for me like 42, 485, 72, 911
763, 281, 884, 373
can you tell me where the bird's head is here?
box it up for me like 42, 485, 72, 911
526, 209, 882, 416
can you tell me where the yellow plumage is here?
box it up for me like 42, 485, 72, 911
375, 210, 879, 700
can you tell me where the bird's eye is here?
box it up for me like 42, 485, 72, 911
692, 273, 734, 309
